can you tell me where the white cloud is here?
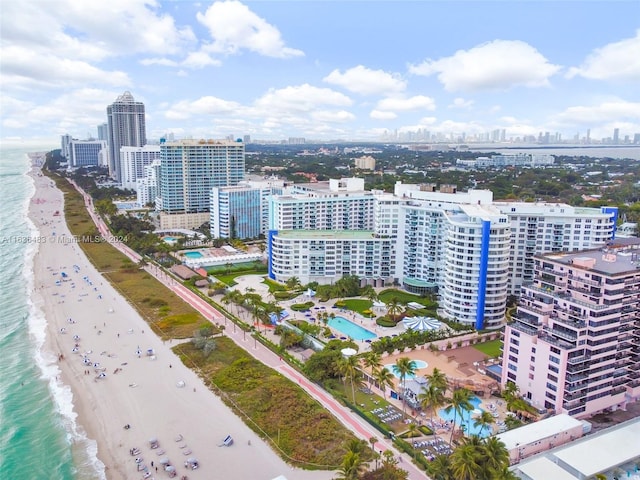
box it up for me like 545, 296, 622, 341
311, 110, 356, 123
1, 46, 131, 90
375, 96, 436, 112
165, 96, 243, 120
449, 97, 474, 109
567, 30, 640, 81
409, 40, 561, 91
370, 110, 397, 120
323, 65, 406, 96
1, 0, 195, 59
1, 89, 122, 135
254, 84, 352, 114
197, 0, 304, 58
552, 100, 640, 126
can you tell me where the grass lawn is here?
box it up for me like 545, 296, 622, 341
473, 339, 503, 358
340, 298, 372, 315
263, 277, 287, 292
214, 269, 268, 287
378, 289, 435, 307
176, 337, 359, 468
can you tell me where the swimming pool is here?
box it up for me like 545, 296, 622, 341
328, 316, 377, 341
184, 251, 203, 259
163, 236, 177, 243
437, 396, 491, 437
384, 360, 428, 379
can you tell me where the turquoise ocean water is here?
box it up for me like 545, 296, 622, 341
0, 146, 104, 480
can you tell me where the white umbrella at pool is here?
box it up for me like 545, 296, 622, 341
402, 316, 442, 332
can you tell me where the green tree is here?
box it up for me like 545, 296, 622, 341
450, 437, 483, 480
427, 454, 452, 480
473, 410, 495, 437
386, 297, 403, 323
418, 383, 447, 430
445, 387, 473, 446
373, 367, 395, 399
361, 351, 382, 390
392, 357, 417, 418
481, 436, 510, 477
339, 354, 363, 404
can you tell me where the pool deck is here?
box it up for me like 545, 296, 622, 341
224, 274, 509, 436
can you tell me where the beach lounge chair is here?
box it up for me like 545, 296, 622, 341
219, 435, 233, 447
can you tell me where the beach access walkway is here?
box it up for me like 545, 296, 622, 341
68, 179, 428, 480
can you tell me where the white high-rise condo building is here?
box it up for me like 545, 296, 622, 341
501, 239, 640, 418
158, 139, 245, 230
119, 145, 161, 191
136, 159, 161, 208
106, 91, 146, 183
496, 202, 618, 295
266, 178, 618, 329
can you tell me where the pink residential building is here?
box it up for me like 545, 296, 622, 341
501, 238, 640, 418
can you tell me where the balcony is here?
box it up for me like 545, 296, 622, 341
539, 332, 575, 350
510, 322, 539, 336
568, 354, 591, 365
566, 372, 589, 383
551, 328, 578, 342
563, 398, 586, 410
611, 386, 626, 396
553, 316, 587, 330
568, 274, 600, 287
564, 390, 587, 401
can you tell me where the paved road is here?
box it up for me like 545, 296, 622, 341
69, 179, 428, 480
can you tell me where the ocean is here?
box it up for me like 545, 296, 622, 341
0, 146, 104, 480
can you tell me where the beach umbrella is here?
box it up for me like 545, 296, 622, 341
341, 347, 357, 357
159, 457, 170, 465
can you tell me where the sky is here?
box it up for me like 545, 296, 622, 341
1, 0, 639, 145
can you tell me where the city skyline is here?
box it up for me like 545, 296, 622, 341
1, 1, 639, 145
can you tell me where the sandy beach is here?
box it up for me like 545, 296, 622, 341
29, 164, 333, 480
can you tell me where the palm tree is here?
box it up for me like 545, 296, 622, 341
445, 387, 474, 446
481, 437, 510, 478
427, 454, 452, 480
473, 410, 495, 437
502, 381, 520, 410
450, 440, 483, 480
361, 351, 381, 389
334, 451, 364, 480
386, 297, 403, 323
426, 367, 449, 392
339, 354, 362, 404
361, 284, 377, 303
373, 367, 395, 399
393, 357, 417, 417
418, 383, 447, 431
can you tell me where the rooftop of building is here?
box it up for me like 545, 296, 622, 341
273, 230, 378, 240
514, 416, 640, 479
161, 139, 244, 146
540, 238, 640, 275
496, 413, 584, 451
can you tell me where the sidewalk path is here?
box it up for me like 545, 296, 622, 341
69, 179, 428, 480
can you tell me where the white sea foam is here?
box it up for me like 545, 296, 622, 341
25, 163, 106, 480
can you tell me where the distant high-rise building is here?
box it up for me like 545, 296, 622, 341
119, 145, 161, 191
60, 134, 72, 159
68, 140, 107, 168
157, 139, 245, 230
106, 91, 146, 182
613, 128, 620, 145
97, 123, 108, 141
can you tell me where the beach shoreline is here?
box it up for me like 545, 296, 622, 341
28, 162, 333, 480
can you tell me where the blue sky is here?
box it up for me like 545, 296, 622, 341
1, 0, 639, 145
